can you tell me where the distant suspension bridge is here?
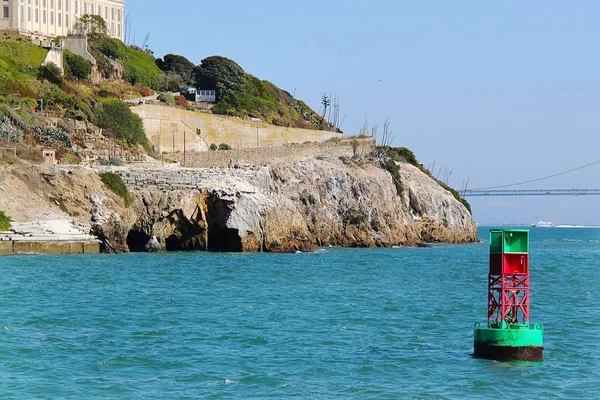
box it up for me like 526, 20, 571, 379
460, 158, 600, 197
463, 189, 600, 197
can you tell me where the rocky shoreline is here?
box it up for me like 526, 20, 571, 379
0, 156, 478, 254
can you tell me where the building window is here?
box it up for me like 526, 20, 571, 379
90, 3, 93, 14
65, 0, 68, 11
74, 1, 77, 13
104, 5, 107, 19
43, 0, 46, 8
35, 8, 38, 22
57, 0, 61, 10
57, 12, 60, 26
20, 5, 24, 21
50, 0, 54, 8
27, 6, 30, 21
65, 14, 68, 26
111, 7, 113, 20
50, 10, 53, 24
43, 9, 46, 23
35, 0, 38, 5
3, 7, 8, 19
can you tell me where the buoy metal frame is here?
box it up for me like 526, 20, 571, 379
474, 229, 544, 362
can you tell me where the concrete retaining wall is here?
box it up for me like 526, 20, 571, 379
131, 104, 346, 153
0, 241, 100, 255
61, 36, 97, 65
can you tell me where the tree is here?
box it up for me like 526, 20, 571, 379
156, 54, 195, 85
74, 14, 107, 36
64, 50, 92, 80
194, 56, 245, 102
158, 72, 184, 92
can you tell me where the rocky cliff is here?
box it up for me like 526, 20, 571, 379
0, 156, 477, 253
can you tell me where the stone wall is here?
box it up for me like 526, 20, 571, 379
0, 241, 100, 255
167, 137, 375, 168
131, 104, 346, 153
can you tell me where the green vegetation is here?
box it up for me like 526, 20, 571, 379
34, 126, 72, 147
218, 143, 231, 150
88, 33, 161, 88
64, 50, 92, 80
0, 210, 11, 231
99, 172, 133, 207
39, 62, 63, 85
195, 56, 245, 102
194, 56, 326, 128
157, 93, 175, 106
74, 14, 107, 36
377, 145, 472, 214
0, 35, 48, 96
95, 98, 150, 151
156, 54, 195, 85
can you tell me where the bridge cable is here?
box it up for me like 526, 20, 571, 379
472, 158, 600, 190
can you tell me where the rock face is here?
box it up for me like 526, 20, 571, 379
119, 157, 477, 253
0, 157, 477, 254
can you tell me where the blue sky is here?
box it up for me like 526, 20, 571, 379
126, 0, 600, 225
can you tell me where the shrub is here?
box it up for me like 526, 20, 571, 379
96, 53, 115, 78
209, 143, 218, 151
39, 62, 63, 85
64, 50, 92, 80
157, 93, 175, 106
136, 84, 152, 97
175, 95, 188, 107
60, 153, 81, 165
99, 172, 133, 207
385, 146, 419, 167
37, 81, 77, 110
158, 72, 184, 92
0, 210, 11, 231
95, 98, 150, 151
218, 143, 231, 150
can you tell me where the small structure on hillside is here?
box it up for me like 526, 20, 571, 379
42, 149, 56, 165
186, 87, 216, 103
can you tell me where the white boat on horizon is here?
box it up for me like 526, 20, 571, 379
531, 220, 554, 228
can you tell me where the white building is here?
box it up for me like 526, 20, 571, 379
0, 0, 124, 40
195, 89, 216, 103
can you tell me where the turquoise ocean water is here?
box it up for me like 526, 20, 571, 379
1, 227, 599, 398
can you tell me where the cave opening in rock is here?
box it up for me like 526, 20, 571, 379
207, 225, 242, 252
206, 197, 243, 252
126, 229, 152, 252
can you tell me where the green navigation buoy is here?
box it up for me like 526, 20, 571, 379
474, 229, 544, 361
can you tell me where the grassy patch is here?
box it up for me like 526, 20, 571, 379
0, 36, 48, 96
0, 210, 12, 231
99, 172, 133, 207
